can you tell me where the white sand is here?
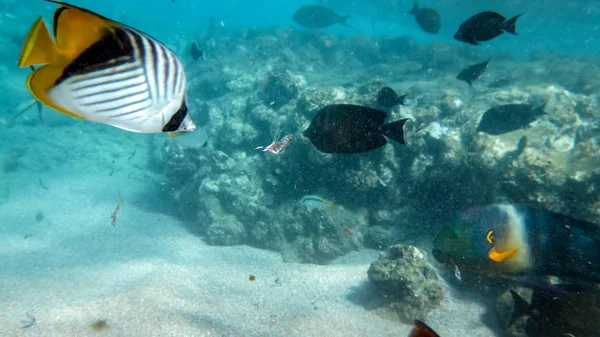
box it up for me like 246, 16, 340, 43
0, 143, 498, 336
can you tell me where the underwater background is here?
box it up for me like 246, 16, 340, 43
1, 0, 599, 336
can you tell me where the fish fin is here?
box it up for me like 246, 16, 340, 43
26, 65, 84, 119
380, 118, 408, 144
409, 320, 440, 337
508, 290, 531, 325
467, 80, 473, 87
48, 1, 117, 58
18, 18, 59, 67
408, 3, 419, 15
489, 247, 519, 263
168, 131, 181, 139
502, 14, 522, 35
532, 103, 546, 117
397, 94, 407, 105
338, 16, 353, 28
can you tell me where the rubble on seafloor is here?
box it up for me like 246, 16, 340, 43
159, 27, 600, 265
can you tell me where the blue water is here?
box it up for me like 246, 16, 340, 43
1, 1, 599, 336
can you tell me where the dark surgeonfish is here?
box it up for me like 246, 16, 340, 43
477, 104, 545, 135
408, 3, 441, 34
304, 104, 407, 154
191, 42, 204, 60
508, 285, 600, 337
17, 1, 196, 134
432, 204, 600, 284
377, 87, 406, 107
409, 320, 441, 337
456, 59, 490, 86
454, 11, 521, 45
293, 5, 351, 29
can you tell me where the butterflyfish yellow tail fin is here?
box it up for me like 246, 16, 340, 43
18, 18, 58, 68
49, 1, 117, 57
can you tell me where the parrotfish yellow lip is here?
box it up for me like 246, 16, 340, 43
488, 248, 519, 263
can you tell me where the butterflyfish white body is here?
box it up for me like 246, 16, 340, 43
17, 1, 196, 134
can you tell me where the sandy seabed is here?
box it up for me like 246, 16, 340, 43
0, 170, 496, 337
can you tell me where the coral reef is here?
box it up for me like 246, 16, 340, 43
159, 27, 600, 265
366, 244, 443, 323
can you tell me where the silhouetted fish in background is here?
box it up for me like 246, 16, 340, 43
293, 5, 352, 29
304, 104, 407, 154
454, 11, 521, 45
377, 87, 407, 107
409, 320, 441, 337
456, 59, 490, 86
191, 42, 204, 60
477, 104, 546, 135
408, 3, 441, 34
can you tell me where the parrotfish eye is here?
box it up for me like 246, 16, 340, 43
486, 230, 494, 244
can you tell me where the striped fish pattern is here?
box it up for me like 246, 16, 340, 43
17, 1, 196, 134
48, 25, 194, 133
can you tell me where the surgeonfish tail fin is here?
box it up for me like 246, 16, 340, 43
409, 320, 440, 337
508, 290, 531, 325
502, 14, 522, 35
339, 15, 353, 28
381, 118, 408, 145
408, 3, 419, 15
533, 103, 546, 117
397, 94, 407, 105
18, 18, 58, 67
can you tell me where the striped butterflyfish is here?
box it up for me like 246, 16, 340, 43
17, 1, 196, 134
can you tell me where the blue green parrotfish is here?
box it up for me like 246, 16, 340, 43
432, 204, 600, 283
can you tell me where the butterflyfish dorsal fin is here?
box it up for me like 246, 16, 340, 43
18, 17, 58, 67
26, 65, 84, 119
49, 1, 117, 59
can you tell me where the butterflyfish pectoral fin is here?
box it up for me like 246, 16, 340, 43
168, 132, 181, 139
26, 65, 84, 119
18, 17, 58, 68
49, 1, 117, 59
489, 247, 519, 263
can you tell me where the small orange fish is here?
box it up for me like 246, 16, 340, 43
249, 275, 256, 281
344, 228, 353, 236
409, 320, 441, 337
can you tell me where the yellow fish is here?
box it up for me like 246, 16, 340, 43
18, 1, 196, 134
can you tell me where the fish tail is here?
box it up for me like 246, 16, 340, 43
508, 290, 531, 325
339, 15, 353, 28
532, 103, 546, 117
408, 3, 419, 15
397, 94, 407, 105
502, 14, 522, 35
18, 18, 59, 67
381, 118, 408, 144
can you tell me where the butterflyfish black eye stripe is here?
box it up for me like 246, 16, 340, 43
163, 101, 188, 132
